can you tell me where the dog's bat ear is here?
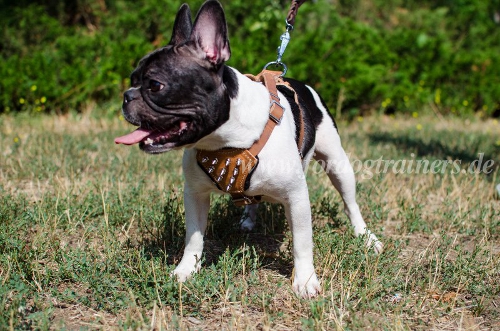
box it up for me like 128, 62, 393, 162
168, 4, 192, 46
190, 0, 231, 65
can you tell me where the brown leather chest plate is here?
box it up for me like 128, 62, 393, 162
196, 148, 259, 195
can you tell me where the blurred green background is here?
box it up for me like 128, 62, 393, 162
1, 0, 499, 118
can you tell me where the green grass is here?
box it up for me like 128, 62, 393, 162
1, 111, 499, 330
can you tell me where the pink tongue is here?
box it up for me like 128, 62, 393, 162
114, 128, 152, 145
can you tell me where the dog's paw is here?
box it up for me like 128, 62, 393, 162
172, 265, 197, 282
292, 273, 321, 299
365, 231, 383, 254
239, 216, 256, 232
239, 205, 258, 232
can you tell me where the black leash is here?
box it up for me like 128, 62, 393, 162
263, 0, 308, 76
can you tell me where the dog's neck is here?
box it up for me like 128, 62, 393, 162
191, 67, 271, 151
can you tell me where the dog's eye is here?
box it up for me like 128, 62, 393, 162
149, 80, 164, 92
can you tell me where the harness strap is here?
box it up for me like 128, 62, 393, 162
247, 70, 285, 156
278, 82, 306, 157
249, 70, 306, 157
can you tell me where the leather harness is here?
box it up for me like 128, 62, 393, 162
196, 70, 305, 206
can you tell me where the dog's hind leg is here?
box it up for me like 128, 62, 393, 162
240, 204, 258, 231
313, 118, 383, 253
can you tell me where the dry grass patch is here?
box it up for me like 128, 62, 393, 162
0, 112, 499, 330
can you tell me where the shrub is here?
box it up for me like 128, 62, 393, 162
0, 0, 499, 117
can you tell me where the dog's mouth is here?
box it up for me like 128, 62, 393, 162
115, 120, 190, 153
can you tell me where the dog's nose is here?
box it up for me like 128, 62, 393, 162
124, 89, 139, 103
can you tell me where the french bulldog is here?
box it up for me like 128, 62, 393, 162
115, 0, 382, 298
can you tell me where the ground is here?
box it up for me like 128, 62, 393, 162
0, 111, 499, 330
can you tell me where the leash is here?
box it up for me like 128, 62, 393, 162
286, 0, 308, 26
263, 0, 308, 76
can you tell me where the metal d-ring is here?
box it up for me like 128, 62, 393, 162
263, 61, 288, 76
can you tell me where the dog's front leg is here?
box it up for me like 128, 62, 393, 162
173, 188, 210, 282
285, 188, 321, 298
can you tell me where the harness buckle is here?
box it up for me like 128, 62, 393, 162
232, 195, 262, 206
269, 100, 284, 124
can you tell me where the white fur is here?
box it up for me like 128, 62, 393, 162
194, 70, 270, 150
174, 68, 382, 298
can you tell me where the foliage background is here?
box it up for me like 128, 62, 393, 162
1, 0, 500, 118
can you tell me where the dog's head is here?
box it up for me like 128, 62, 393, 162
115, 1, 238, 153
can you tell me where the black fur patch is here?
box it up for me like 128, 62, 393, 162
317, 93, 338, 130
277, 77, 337, 158
276, 86, 312, 156
223, 65, 239, 99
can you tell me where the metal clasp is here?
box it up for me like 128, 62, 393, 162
263, 61, 288, 76
277, 30, 291, 63
262, 20, 294, 76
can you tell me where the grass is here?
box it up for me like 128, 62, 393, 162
0, 110, 499, 330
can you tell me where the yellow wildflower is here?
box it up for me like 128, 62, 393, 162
434, 89, 441, 105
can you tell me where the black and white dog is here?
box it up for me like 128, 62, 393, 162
115, 0, 382, 298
